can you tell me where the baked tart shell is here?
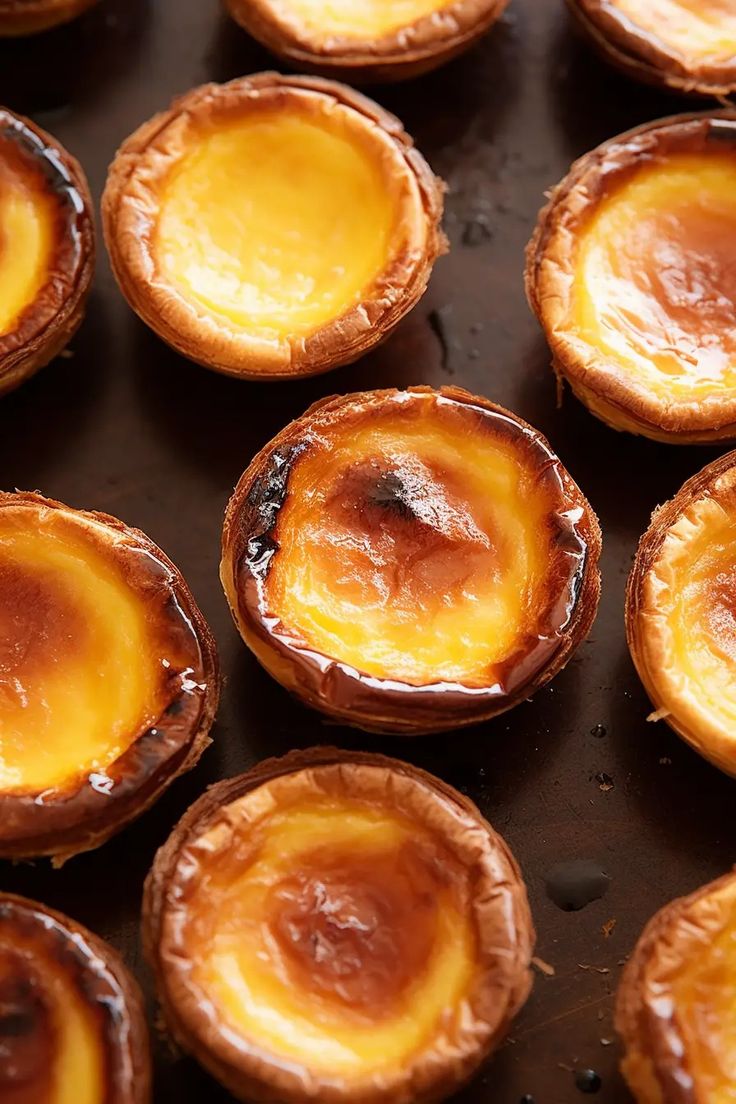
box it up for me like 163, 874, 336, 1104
615, 870, 736, 1104
0, 0, 100, 35
143, 747, 535, 1104
526, 112, 736, 443
0, 892, 150, 1103
0, 108, 94, 396
224, 0, 510, 83
102, 72, 446, 381
0, 491, 220, 862
221, 385, 602, 735
567, 0, 736, 98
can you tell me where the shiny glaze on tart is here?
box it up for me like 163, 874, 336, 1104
224, 0, 510, 82
617, 870, 736, 1104
0, 491, 219, 862
0, 892, 150, 1104
527, 113, 736, 443
221, 386, 601, 734
567, 0, 736, 98
627, 451, 736, 778
0, 108, 94, 395
102, 73, 445, 380
143, 748, 534, 1104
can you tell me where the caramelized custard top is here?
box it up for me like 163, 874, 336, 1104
609, 0, 736, 63
246, 390, 587, 689
573, 151, 736, 400
0, 499, 204, 796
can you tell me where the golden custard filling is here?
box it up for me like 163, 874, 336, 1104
668, 882, 736, 1102
0, 507, 171, 794
156, 109, 410, 343
0, 136, 56, 337
572, 152, 736, 400
264, 402, 559, 687
0, 940, 105, 1104
641, 489, 736, 754
266, 0, 455, 37
180, 795, 476, 1078
610, 0, 736, 63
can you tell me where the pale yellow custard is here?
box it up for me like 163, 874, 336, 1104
612, 0, 736, 63
266, 0, 455, 37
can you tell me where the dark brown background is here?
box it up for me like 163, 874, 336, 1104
0, 1, 732, 1100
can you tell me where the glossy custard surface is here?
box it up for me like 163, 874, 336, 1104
611, 0, 736, 62
0, 932, 105, 1104
0, 505, 179, 794
669, 882, 736, 1101
572, 152, 736, 399
156, 110, 406, 342
266, 0, 455, 37
642, 488, 736, 753
0, 133, 56, 338
180, 794, 476, 1078
263, 396, 569, 687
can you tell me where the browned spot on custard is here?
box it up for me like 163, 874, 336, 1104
267, 839, 464, 1015
0, 947, 56, 1103
315, 457, 501, 612
0, 558, 87, 691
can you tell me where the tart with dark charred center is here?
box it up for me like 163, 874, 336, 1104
0, 491, 219, 863
0, 893, 150, 1104
224, 0, 510, 83
627, 451, 736, 778
567, 0, 736, 98
616, 870, 736, 1103
102, 73, 445, 380
221, 385, 601, 734
144, 747, 534, 1104
527, 113, 736, 443
0, 0, 99, 35
0, 108, 94, 395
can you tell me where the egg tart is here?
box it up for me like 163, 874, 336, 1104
102, 73, 445, 380
144, 747, 534, 1104
626, 451, 736, 778
0, 893, 150, 1103
0, 0, 99, 35
616, 870, 736, 1104
221, 385, 602, 735
567, 0, 736, 98
527, 113, 736, 443
224, 0, 510, 83
0, 491, 219, 862
0, 108, 94, 396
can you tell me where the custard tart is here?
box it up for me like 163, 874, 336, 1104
0, 108, 94, 396
221, 386, 602, 734
0, 491, 219, 862
627, 451, 736, 778
0, 0, 99, 35
567, 0, 736, 98
0, 893, 150, 1103
527, 113, 736, 443
144, 748, 534, 1104
224, 0, 510, 82
102, 73, 445, 380
616, 870, 736, 1104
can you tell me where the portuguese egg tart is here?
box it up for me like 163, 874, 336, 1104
0, 0, 99, 35
0, 108, 94, 396
143, 747, 534, 1104
102, 73, 445, 380
0, 893, 150, 1103
0, 491, 219, 862
224, 0, 510, 83
626, 451, 736, 778
616, 870, 736, 1104
221, 385, 602, 735
567, 0, 736, 98
527, 113, 736, 444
